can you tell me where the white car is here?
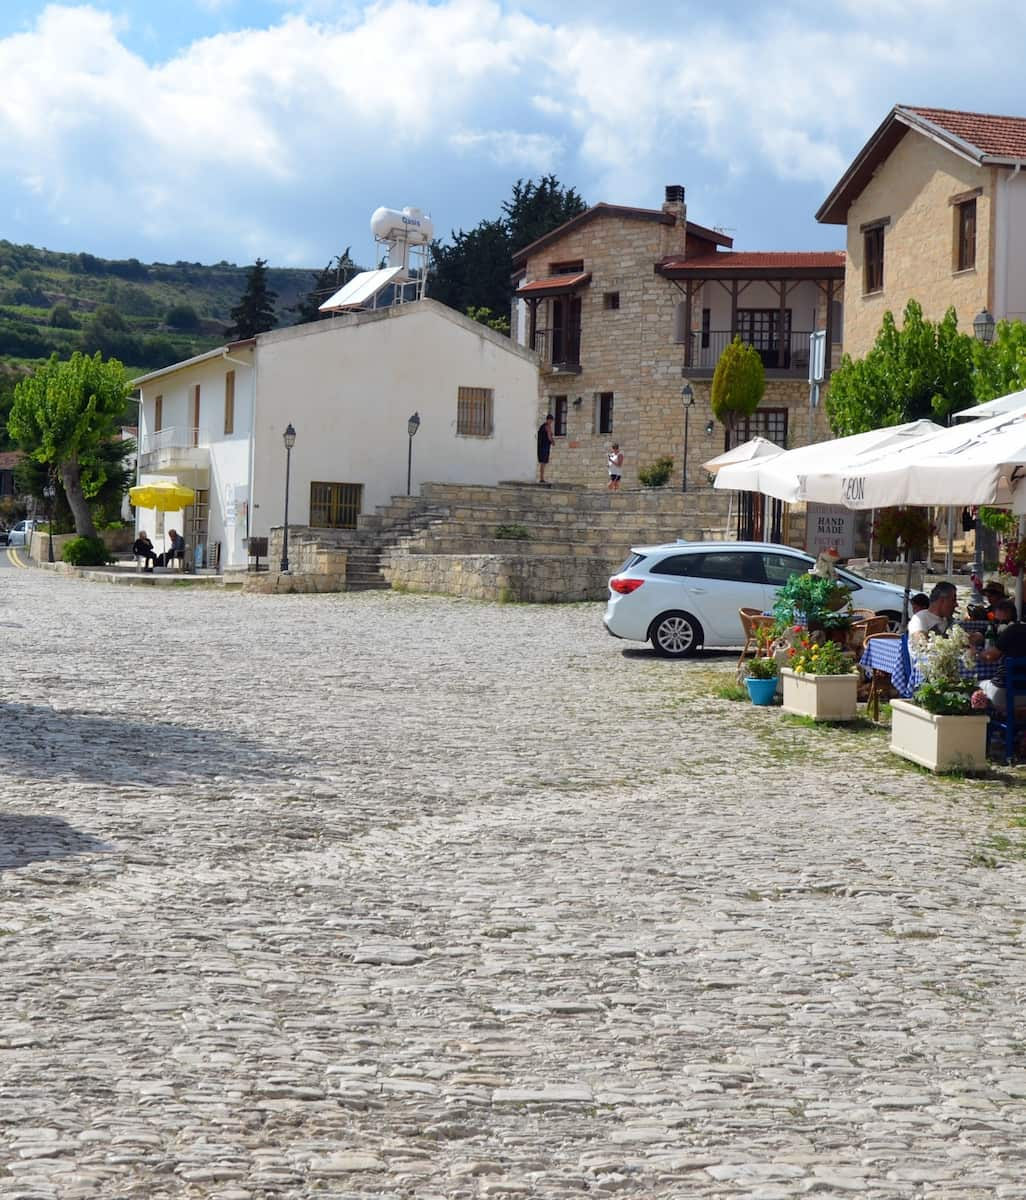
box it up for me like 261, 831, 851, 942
604, 540, 907, 657
3, 519, 42, 548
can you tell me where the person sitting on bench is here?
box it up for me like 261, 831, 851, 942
156, 529, 186, 568
132, 530, 157, 571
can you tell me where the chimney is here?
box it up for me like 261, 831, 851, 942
660, 185, 687, 259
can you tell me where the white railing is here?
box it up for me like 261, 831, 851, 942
139, 427, 210, 456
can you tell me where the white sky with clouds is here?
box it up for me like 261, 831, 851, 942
1, 0, 1025, 268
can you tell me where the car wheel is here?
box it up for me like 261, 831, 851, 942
649, 611, 703, 658
880, 610, 902, 634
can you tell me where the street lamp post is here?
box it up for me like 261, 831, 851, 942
681, 384, 695, 492
43, 477, 56, 563
281, 423, 296, 574
406, 411, 421, 497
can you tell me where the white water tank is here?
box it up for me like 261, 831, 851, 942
370, 206, 434, 245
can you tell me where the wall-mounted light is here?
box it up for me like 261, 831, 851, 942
705, 420, 715, 435
572, 396, 583, 407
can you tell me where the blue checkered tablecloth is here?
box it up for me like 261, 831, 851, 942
861, 632, 1002, 698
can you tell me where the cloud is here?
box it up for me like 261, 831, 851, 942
1, 1, 1025, 264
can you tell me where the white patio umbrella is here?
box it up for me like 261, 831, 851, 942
714, 418, 944, 503
953, 386, 1026, 422
798, 408, 1026, 510
702, 436, 782, 473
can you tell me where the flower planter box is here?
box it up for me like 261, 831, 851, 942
889, 699, 990, 773
780, 668, 858, 721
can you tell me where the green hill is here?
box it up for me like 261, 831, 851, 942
0, 240, 317, 377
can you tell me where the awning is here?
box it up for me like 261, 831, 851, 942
515, 272, 592, 299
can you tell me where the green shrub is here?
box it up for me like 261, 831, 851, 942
744, 656, 779, 679
638, 456, 674, 488
62, 536, 111, 566
495, 523, 529, 540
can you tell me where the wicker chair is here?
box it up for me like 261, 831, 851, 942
848, 614, 890, 652
738, 607, 777, 672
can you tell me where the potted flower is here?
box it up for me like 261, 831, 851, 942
780, 634, 859, 721
742, 655, 779, 705
890, 626, 989, 772
772, 571, 853, 642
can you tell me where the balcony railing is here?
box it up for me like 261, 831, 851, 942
687, 330, 819, 374
531, 326, 582, 373
138, 427, 211, 471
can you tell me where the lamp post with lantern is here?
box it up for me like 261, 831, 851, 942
681, 384, 695, 492
280, 423, 296, 575
43, 475, 56, 564
406, 411, 421, 497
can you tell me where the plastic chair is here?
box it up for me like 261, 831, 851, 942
987, 656, 1026, 763
737, 607, 776, 672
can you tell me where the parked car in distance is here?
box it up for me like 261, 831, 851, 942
604, 540, 907, 657
3, 519, 42, 548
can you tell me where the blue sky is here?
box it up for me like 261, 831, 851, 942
2, 1, 1026, 269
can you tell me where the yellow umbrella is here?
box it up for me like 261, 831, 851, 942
129, 481, 196, 511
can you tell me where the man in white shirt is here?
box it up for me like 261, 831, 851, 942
907, 581, 957, 637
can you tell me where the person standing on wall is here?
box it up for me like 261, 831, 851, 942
607, 443, 624, 491
537, 413, 554, 486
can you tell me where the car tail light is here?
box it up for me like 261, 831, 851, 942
610, 577, 644, 594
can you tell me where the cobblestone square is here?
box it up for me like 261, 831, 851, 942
3, 571, 1026, 1199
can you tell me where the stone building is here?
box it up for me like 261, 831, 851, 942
510, 186, 844, 499
817, 105, 1026, 359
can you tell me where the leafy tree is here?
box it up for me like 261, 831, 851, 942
711, 336, 765, 431
430, 176, 587, 320
971, 319, 1026, 402
225, 258, 277, 339
826, 300, 976, 435
291, 249, 361, 324
465, 305, 511, 335
165, 303, 201, 331
8, 352, 130, 537
49, 303, 78, 328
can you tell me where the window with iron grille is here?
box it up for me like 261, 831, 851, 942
864, 225, 885, 293
457, 386, 494, 436
310, 481, 363, 529
956, 198, 977, 271
595, 391, 614, 435
552, 395, 568, 436
550, 259, 584, 275
728, 408, 787, 450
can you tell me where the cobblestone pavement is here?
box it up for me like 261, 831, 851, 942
3, 570, 1026, 1200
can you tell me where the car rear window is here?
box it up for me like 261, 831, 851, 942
619, 552, 646, 572
650, 554, 701, 577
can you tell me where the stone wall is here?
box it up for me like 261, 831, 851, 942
844, 132, 991, 360
389, 552, 620, 603
249, 528, 348, 593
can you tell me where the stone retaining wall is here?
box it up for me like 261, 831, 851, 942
388, 552, 620, 603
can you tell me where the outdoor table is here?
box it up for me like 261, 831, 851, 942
860, 637, 913, 699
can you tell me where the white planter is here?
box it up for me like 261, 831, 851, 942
889, 699, 990, 773
780, 668, 858, 721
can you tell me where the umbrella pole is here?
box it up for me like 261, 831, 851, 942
945, 505, 954, 576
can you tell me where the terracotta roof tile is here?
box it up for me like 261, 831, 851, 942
515, 272, 591, 296
661, 251, 845, 270
906, 106, 1026, 158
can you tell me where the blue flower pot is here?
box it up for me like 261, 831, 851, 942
745, 676, 778, 706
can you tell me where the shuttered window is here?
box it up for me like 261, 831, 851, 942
224, 370, 235, 435
457, 386, 494, 437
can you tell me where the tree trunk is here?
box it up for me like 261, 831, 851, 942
60, 458, 97, 538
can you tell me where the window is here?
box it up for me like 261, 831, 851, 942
224, 370, 235, 435
595, 392, 614, 435
650, 554, 701, 577
956, 198, 977, 271
550, 259, 584, 275
738, 309, 791, 368
653, 551, 758, 583
701, 308, 711, 349
457, 386, 493, 436
761, 552, 811, 586
728, 407, 787, 449
191, 384, 201, 447
603, 291, 620, 310
552, 395, 568, 437
154, 394, 163, 433
864, 225, 885, 293
310, 481, 363, 529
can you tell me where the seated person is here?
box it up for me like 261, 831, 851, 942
132, 530, 156, 571
907, 581, 957, 638
156, 529, 186, 568
980, 613, 1026, 710
910, 592, 929, 616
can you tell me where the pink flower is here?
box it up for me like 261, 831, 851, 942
970, 690, 989, 711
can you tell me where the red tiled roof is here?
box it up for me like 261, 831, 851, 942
906, 106, 1026, 158
515, 272, 592, 297
662, 251, 845, 270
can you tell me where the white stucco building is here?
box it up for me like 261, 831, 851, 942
131, 300, 540, 569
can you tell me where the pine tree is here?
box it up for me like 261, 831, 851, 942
225, 258, 277, 339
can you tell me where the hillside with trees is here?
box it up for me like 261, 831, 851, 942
0, 241, 315, 375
